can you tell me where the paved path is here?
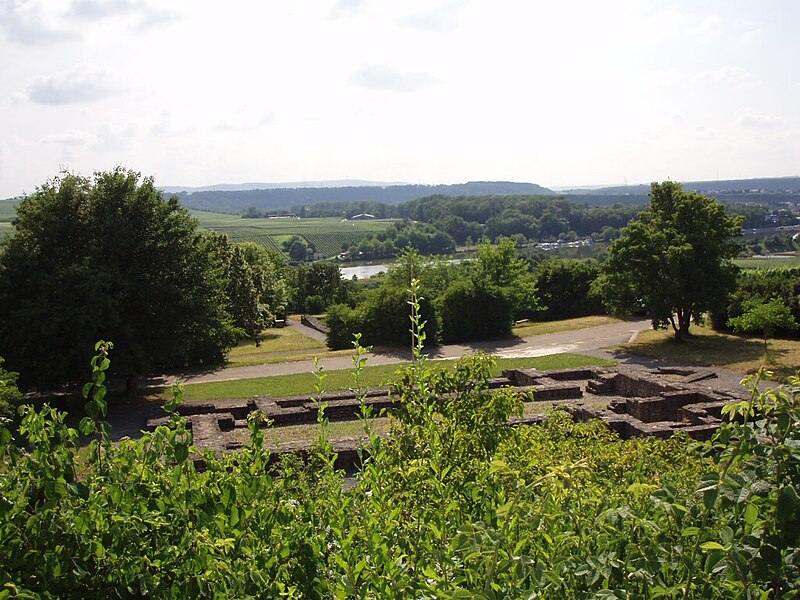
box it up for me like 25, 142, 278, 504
286, 315, 327, 343
140, 319, 652, 388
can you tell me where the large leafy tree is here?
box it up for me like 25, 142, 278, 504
595, 181, 742, 339
0, 168, 237, 389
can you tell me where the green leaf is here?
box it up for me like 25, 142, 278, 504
700, 541, 727, 551
702, 487, 718, 511
744, 502, 758, 525
174, 443, 189, 464
777, 485, 798, 525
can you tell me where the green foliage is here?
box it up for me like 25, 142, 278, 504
291, 261, 354, 313
1, 338, 799, 596
533, 258, 605, 321
596, 181, 742, 338
282, 234, 311, 261
0, 357, 22, 422
326, 242, 542, 349
715, 267, 800, 333
474, 236, 541, 320
0, 168, 238, 388
729, 298, 798, 359
325, 285, 438, 350
438, 280, 513, 343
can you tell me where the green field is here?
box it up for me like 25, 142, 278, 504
734, 253, 800, 269
0, 199, 17, 222
191, 210, 395, 258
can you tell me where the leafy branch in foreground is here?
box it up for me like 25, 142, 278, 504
0, 340, 798, 597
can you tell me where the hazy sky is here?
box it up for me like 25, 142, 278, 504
1, 0, 798, 198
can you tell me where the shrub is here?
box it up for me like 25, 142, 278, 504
438, 280, 513, 343
533, 258, 605, 320
713, 267, 800, 334
0, 357, 22, 422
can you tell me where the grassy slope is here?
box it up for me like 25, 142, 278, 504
623, 323, 800, 380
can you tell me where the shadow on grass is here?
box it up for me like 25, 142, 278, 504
625, 331, 766, 367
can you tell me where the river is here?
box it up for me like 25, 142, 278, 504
339, 263, 389, 279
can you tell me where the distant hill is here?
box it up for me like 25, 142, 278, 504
176, 181, 555, 214
159, 179, 407, 194
560, 176, 800, 207
564, 176, 800, 196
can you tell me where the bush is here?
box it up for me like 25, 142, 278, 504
713, 267, 800, 335
533, 258, 604, 320
325, 303, 360, 350
0, 357, 22, 422
438, 280, 513, 343
325, 286, 438, 350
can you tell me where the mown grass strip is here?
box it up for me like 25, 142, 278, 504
177, 353, 614, 401
511, 315, 624, 337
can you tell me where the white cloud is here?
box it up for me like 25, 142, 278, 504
350, 64, 439, 92
737, 27, 762, 44
149, 115, 196, 139
329, 0, 364, 19
68, 0, 180, 29
214, 112, 276, 133
25, 63, 121, 105
691, 65, 756, 85
42, 129, 95, 145
0, 0, 79, 45
396, 0, 468, 32
737, 113, 782, 128
694, 125, 715, 140
688, 14, 722, 37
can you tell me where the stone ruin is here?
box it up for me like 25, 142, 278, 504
146, 365, 750, 470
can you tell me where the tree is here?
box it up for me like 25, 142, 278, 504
292, 261, 345, 313
533, 258, 604, 321
204, 233, 278, 340
0, 168, 237, 389
728, 297, 798, 361
438, 280, 513, 343
595, 181, 742, 339
283, 235, 311, 261
474, 237, 540, 320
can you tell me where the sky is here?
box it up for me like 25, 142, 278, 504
1, 0, 798, 198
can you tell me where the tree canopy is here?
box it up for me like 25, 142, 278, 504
0, 168, 238, 388
595, 181, 742, 338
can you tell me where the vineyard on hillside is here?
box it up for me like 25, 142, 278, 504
190, 211, 395, 257
304, 232, 371, 256
220, 228, 284, 253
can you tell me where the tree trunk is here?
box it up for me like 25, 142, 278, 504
671, 309, 692, 341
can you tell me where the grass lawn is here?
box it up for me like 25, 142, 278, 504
622, 323, 800, 381
176, 353, 615, 402
226, 325, 329, 367
512, 315, 624, 337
